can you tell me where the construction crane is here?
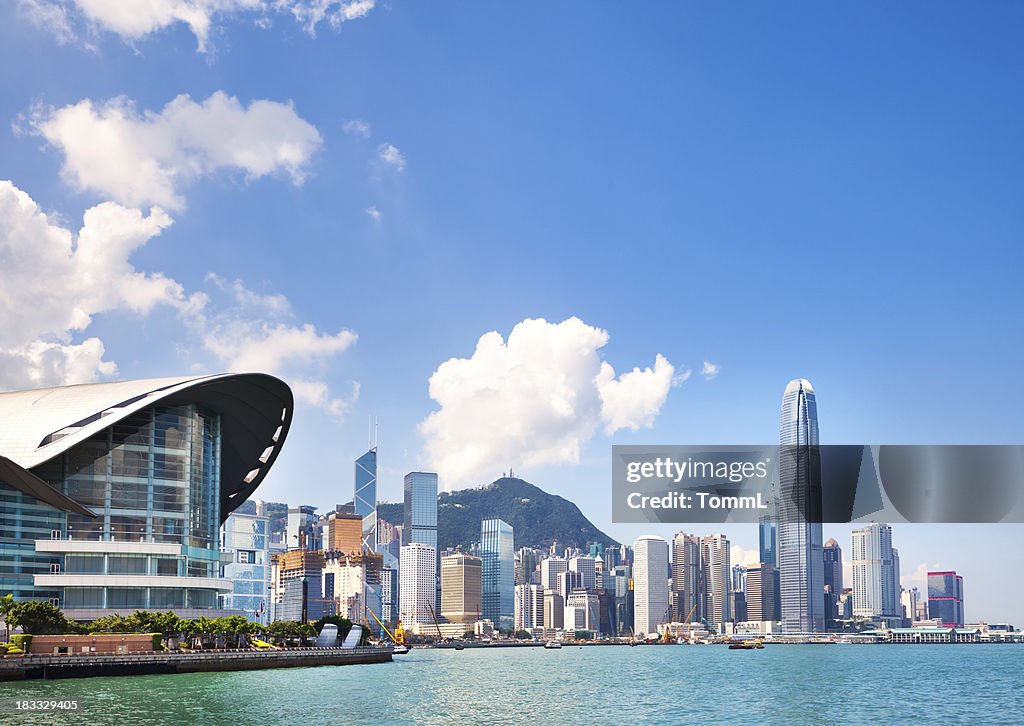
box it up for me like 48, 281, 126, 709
682, 604, 698, 644
365, 605, 403, 645
426, 602, 445, 642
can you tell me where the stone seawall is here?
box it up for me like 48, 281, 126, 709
0, 646, 392, 681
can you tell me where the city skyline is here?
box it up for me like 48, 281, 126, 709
2, 2, 1022, 626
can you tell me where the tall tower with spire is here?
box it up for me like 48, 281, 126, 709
777, 378, 825, 633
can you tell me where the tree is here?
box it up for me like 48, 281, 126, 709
0, 594, 15, 641
7, 601, 70, 635
514, 629, 532, 640
463, 628, 475, 640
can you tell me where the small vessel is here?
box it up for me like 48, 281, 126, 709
728, 639, 764, 650
544, 641, 562, 649
454, 642, 465, 650
392, 644, 410, 655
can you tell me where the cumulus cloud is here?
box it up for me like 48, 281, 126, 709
28, 91, 322, 210
195, 275, 359, 415
365, 205, 381, 220
730, 544, 760, 567
342, 119, 371, 138
377, 142, 405, 171
701, 360, 720, 380
418, 317, 677, 489
19, 0, 375, 52
0, 181, 358, 415
0, 179, 197, 387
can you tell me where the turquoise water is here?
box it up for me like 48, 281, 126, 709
2, 644, 1022, 724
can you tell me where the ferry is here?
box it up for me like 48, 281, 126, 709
544, 641, 563, 650
728, 639, 764, 650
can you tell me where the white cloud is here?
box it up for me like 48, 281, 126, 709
365, 205, 381, 220
196, 276, 359, 416
596, 354, 675, 435
342, 119, 371, 138
17, 0, 76, 45
903, 562, 940, 591
29, 91, 322, 210
0, 179, 196, 388
0, 181, 358, 416
20, 0, 375, 52
418, 317, 676, 489
377, 142, 405, 171
701, 360, 719, 380
280, 0, 375, 35
730, 544, 760, 567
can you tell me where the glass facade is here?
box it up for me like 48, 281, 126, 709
928, 571, 964, 627
480, 518, 514, 629
354, 448, 377, 553
777, 378, 825, 634
6, 403, 226, 612
220, 511, 271, 622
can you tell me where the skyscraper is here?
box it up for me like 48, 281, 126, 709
927, 571, 965, 627
481, 518, 514, 629
440, 553, 482, 624
404, 472, 438, 552
701, 533, 731, 631
744, 563, 779, 622
671, 532, 701, 623
354, 448, 377, 553
851, 523, 901, 620
633, 535, 669, 637
823, 537, 843, 626
568, 555, 597, 590
777, 378, 825, 633
399, 542, 436, 628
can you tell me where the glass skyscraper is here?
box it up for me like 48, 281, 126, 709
220, 503, 271, 623
405, 471, 439, 610
480, 518, 514, 629
777, 378, 825, 633
927, 570, 964, 627
354, 448, 377, 553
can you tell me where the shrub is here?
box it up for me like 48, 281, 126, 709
5, 646, 24, 655
10, 634, 32, 650
150, 633, 162, 651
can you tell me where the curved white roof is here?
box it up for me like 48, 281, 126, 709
0, 373, 293, 521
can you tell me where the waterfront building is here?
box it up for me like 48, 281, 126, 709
927, 571, 965, 627
0, 374, 292, 619
613, 564, 634, 635
541, 556, 568, 590
324, 511, 363, 555
701, 533, 731, 631
671, 532, 701, 623
514, 583, 544, 632
481, 518, 514, 629
901, 586, 921, 625
777, 378, 825, 633
543, 588, 564, 632
744, 563, 779, 622
564, 589, 600, 633
568, 555, 597, 590
287, 505, 319, 551
633, 535, 669, 637
730, 591, 747, 623
354, 448, 377, 554
440, 553, 482, 624
404, 471, 439, 609
399, 542, 436, 628
823, 537, 843, 626
272, 549, 328, 622
220, 503, 271, 623
851, 523, 901, 621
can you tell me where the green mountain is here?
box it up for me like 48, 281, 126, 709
377, 476, 618, 551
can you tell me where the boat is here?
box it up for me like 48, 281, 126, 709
544, 641, 562, 649
728, 639, 764, 650
454, 643, 465, 650
392, 644, 410, 655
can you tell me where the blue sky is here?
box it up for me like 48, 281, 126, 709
1, 2, 1022, 622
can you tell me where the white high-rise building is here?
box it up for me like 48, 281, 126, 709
851, 523, 901, 619
540, 557, 568, 590
399, 542, 436, 628
514, 583, 544, 632
568, 556, 597, 590
633, 535, 669, 637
